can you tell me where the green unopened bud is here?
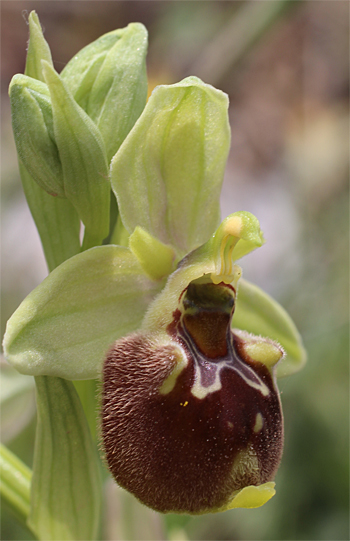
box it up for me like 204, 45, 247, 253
25, 11, 53, 82
9, 75, 65, 197
61, 23, 148, 161
42, 61, 110, 249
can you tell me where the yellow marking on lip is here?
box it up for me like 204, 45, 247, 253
159, 347, 188, 395
253, 412, 264, 433
190, 357, 270, 400
180, 401, 188, 407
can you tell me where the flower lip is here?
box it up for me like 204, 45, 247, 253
102, 298, 284, 514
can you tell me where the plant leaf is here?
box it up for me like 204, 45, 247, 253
27, 376, 101, 540
3, 246, 163, 380
110, 76, 230, 256
232, 278, 307, 377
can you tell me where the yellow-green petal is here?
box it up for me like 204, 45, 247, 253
129, 226, 176, 280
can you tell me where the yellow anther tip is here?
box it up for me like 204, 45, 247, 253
222, 216, 243, 238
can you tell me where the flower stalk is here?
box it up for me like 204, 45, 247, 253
0, 444, 32, 528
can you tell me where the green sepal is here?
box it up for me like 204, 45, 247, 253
25, 11, 54, 82
129, 226, 176, 280
110, 76, 230, 256
18, 160, 81, 272
233, 278, 307, 377
62, 23, 148, 162
9, 75, 65, 197
27, 376, 101, 540
42, 61, 110, 249
3, 246, 162, 380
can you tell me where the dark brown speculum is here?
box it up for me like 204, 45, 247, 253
102, 280, 283, 514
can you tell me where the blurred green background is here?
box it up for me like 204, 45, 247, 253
1, 1, 349, 540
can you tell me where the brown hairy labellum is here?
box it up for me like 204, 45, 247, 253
102, 280, 284, 514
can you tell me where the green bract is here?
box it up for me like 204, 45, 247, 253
3, 10, 307, 529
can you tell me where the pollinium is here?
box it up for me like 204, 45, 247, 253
102, 277, 284, 514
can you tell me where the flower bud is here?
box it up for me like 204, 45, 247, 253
42, 61, 110, 249
9, 75, 65, 197
102, 216, 284, 514
61, 23, 148, 162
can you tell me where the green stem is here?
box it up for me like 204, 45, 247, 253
0, 444, 34, 532
73, 379, 98, 441
82, 226, 103, 251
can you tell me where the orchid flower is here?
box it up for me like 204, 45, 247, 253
2, 11, 306, 539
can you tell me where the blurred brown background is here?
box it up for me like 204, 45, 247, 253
1, 2, 349, 540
